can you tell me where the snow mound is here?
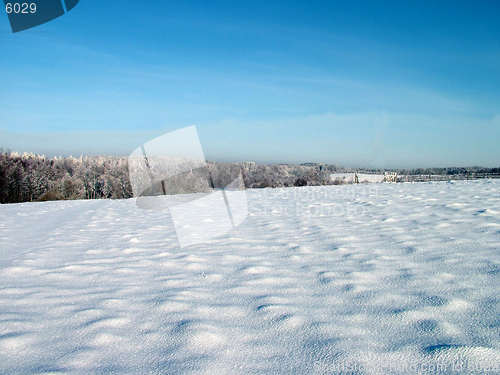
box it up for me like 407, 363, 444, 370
1, 180, 499, 374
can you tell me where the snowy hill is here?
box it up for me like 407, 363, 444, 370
1, 180, 500, 374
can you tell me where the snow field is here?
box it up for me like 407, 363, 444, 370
0, 180, 500, 374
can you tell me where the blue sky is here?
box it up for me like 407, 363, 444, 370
1, 1, 499, 168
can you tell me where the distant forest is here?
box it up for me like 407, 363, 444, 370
1, 149, 499, 204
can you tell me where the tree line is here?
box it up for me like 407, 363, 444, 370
1, 149, 499, 204
0, 151, 132, 203
0, 151, 341, 203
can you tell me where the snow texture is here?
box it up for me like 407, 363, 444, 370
1, 180, 500, 374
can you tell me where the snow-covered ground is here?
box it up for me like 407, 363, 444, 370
1, 180, 500, 374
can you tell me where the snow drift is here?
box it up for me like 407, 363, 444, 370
1, 180, 499, 374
